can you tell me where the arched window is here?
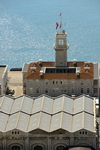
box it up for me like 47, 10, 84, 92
34, 146, 43, 150
56, 146, 65, 150
12, 146, 20, 150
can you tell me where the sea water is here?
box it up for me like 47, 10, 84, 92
0, 0, 100, 69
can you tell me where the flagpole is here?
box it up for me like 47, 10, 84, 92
60, 13, 62, 33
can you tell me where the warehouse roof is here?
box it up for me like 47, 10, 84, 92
0, 94, 96, 133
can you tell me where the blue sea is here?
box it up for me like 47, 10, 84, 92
0, 0, 100, 69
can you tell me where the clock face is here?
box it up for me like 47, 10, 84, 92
59, 39, 64, 45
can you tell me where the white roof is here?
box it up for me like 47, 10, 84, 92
0, 95, 96, 133
73, 96, 94, 114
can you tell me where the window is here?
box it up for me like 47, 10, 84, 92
72, 88, 74, 94
80, 80, 83, 85
53, 88, 59, 93
59, 39, 64, 45
45, 88, 48, 93
53, 88, 55, 92
71, 80, 75, 86
30, 88, 33, 95
36, 88, 39, 93
87, 88, 90, 94
81, 88, 83, 93
12, 146, 20, 150
29, 80, 33, 86
94, 80, 98, 86
60, 81, 62, 84
45, 80, 48, 85
56, 81, 58, 84
93, 88, 98, 94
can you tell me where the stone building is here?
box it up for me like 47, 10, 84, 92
0, 65, 8, 95
22, 30, 99, 98
0, 94, 98, 150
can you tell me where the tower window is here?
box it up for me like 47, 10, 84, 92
59, 39, 64, 45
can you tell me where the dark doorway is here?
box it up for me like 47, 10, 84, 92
34, 146, 43, 150
57, 146, 65, 150
12, 146, 20, 150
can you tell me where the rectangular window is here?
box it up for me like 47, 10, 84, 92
59, 39, 64, 45
56, 81, 58, 84
45, 80, 48, 85
93, 80, 98, 86
87, 88, 90, 94
36, 87, 40, 93
30, 88, 33, 95
93, 88, 98, 94
81, 88, 83, 93
72, 88, 74, 94
45, 88, 48, 93
29, 80, 33, 86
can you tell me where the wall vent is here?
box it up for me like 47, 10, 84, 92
84, 67, 90, 72
30, 67, 36, 72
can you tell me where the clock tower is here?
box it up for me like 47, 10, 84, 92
54, 15, 69, 67
54, 30, 69, 67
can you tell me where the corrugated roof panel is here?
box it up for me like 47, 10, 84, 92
21, 96, 33, 114
84, 113, 95, 132
84, 96, 94, 114
28, 113, 41, 132
50, 113, 61, 132
62, 112, 72, 132
0, 112, 9, 132
42, 96, 53, 114
73, 113, 83, 132
1, 96, 13, 114
63, 96, 73, 114
53, 97, 63, 114
6, 113, 19, 132
74, 97, 83, 114
39, 112, 51, 132
17, 112, 30, 132
32, 97, 43, 114
0, 96, 3, 105
11, 97, 23, 114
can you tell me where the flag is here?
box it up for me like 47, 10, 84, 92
59, 13, 62, 16
56, 23, 59, 29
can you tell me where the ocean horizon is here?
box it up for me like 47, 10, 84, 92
0, 0, 100, 70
